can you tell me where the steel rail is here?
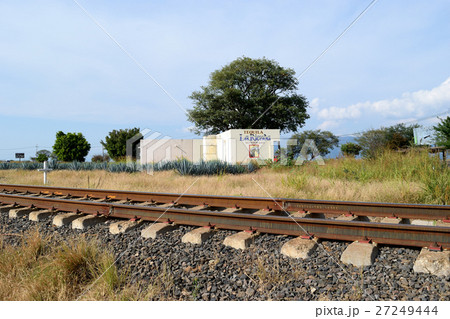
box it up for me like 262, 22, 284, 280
0, 184, 449, 220
0, 193, 449, 249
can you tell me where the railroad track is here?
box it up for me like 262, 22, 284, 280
0, 183, 449, 250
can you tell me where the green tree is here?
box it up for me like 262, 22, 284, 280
356, 124, 419, 158
341, 142, 362, 157
289, 130, 339, 160
355, 129, 387, 159
35, 153, 49, 163
100, 128, 141, 161
35, 149, 52, 162
188, 57, 309, 135
433, 116, 450, 149
385, 123, 419, 149
53, 131, 91, 162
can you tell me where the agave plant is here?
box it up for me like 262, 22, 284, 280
0, 158, 258, 176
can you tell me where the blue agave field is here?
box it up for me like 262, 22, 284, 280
0, 159, 258, 176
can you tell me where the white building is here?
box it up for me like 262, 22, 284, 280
202, 129, 280, 163
140, 129, 280, 164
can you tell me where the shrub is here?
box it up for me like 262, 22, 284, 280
91, 154, 110, 163
341, 142, 362, 157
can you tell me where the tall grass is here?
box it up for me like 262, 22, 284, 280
0, 229, 179, 300
283, 150, 449, 204
0, 150, 447, 205
0, 230, 125, 300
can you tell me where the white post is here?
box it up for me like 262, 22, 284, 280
38, 161, 52, 185
43, 161, 48, 184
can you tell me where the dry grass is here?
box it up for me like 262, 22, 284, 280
0, 229, 174, 301
0, 168, 431, 204
0, 150, 447, 204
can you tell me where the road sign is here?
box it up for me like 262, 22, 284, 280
15, 153, 25, 159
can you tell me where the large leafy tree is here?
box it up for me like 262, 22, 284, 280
433, 116, 450, 149
289, 130, 339, 160
188, 57, 309, 135
100, 128, 141, 161
53, 131, 91, 162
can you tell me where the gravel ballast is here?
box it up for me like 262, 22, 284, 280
1, 211, 449, 301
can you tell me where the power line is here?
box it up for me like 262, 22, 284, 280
251, 0, 379, 128
336, 108, 450, 137
0, 146, 36, 151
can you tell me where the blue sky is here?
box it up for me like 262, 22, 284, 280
1, 0, 450, 160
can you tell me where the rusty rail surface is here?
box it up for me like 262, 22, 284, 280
0, 185, 449, 249
1, 183, 449, 220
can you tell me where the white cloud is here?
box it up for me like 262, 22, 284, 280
317, 77, 450, 121
317, 104, 362, 120
309, 97, 320, 112
317, 120, 339, 130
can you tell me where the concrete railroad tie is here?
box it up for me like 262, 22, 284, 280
281, 237, 318, 259
223, 231, 259, 250
340, 241, 379, 267
413, 248, 450, 277
182, 227, 216, 245
53, 213, 84, 227
141, 223, 178, 239
109, 220, 140, 235
72, 215, 107, 230
29, 209, 59, 222
9, 207, 39, 219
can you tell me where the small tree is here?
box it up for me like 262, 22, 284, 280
188, 57, 309, 135
53, 131, 91, 162
35, 149, 52, 162
289, 130, 339, 160
36, 153, 49, 163
433, 116, 450, 149
355, 129, 387, 158
341, 142, 362, 157
101, 128, 141, 161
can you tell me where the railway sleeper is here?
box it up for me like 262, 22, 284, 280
223, 231, 259, 250
109, 219, 141, 234
29, 209, 59, 221
9, 206, 40, 219
141, 222, 179, 239
72, 215, 108, 230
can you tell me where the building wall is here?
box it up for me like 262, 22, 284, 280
140, 139, 202, 163
140, 129, 280, 164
